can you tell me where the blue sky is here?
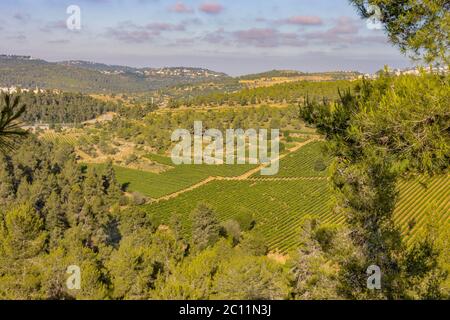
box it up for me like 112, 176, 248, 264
0, 0, 413, 75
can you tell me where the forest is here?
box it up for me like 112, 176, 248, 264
0, 0, 448, 300
168, 79, 357, 108
19, 91, 118, 125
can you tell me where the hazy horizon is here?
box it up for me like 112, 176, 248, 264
0, 0, 414, 76
1, 52, 415, 77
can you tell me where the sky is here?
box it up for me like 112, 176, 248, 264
0, 0, 413, 75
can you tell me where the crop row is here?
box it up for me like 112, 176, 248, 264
253, 141, 331, 178
144, 175, 449, 253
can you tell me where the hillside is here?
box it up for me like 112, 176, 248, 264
141, 140, 449, 253
239, 70, 362, 89
0, 55, 230, 94
0, 56, 363, 96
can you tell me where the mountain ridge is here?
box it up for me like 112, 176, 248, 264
0, 54, 362, 94
0, 55, 230, 94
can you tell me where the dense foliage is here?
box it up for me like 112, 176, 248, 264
301, 72, 449, 299
18, 91, 118, 125
170, 80, 357, 108
102, 105, 304, 153
0, 138, 297, 299
349, 0, 449, 65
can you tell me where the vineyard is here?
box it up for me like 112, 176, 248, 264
113, 154, 256, 198
252, 140, 331, 178
40, 131, 81, 146
144, 175, 449, 253
107, 138, 449, 253
145, 179, 334, 253
394, 175, 449, 245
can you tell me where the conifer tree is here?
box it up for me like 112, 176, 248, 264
191, 203, 221, 251
0, 204, 48, 299
45, 191, 68, 248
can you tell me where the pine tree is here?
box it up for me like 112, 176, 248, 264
66, 184, 84, 227
191, 203, 221, 251
83, 166, 103, 200
0, 204, 48, 299
102, 160, 122, 203
0, 157, 15, 206
45, 191, 68, 248
0, 94, 27, 152
213, 255, 290, 300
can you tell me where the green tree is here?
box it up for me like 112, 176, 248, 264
222, 220, 241, 246
102, 159, 122, 202
153, 241, 232, 300
301, 74, 449, 299
191, 203, 221, 251
213, 255, 290, 300
289, 218, 340, 300
45, 191, 68, 248
107, 230, 158, 299
0, 204, 48, 299
0, 157, 15, 206
239, 232, 268, 256
349, 0, 450, 65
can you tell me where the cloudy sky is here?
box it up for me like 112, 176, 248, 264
0, 0, 413, 75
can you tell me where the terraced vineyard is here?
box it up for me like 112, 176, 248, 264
110, 140, 448, 252
394, 175, 449, 245
252, 140, 331, 178
40, 131, 80, 146
114, 154, 256, 198
144, 175, 449, 253
145, 179, 334, 253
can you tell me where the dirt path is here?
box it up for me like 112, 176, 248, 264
155, 176, 216, 202
247, 177, 327, 181
153, 138, 322, 202
231, 138, 320, 181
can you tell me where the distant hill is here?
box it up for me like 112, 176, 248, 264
239, 70, 306, 80
239, 69, 361, 81
0, 55, 361, 94
0, 55, 230, 94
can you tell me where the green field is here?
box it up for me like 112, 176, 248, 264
110, 141, 448, 253
253, 141, 331, 178
395, 176, 449, 244
115, 140, 329, 199
145, 179, 334, 253
41, 131, 80, 146
113, 154, 256, 198
144, 175, 449, 253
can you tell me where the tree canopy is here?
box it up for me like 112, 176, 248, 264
349, 0, 450, 65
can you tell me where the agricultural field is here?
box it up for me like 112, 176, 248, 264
395, 175, 449, 244
111, 137, 324, 198
111, 154, 256, 198
40, 130, 82, 146
145, 179, 334, 253
252, 140, 331, 178
144, 175, 449, 253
